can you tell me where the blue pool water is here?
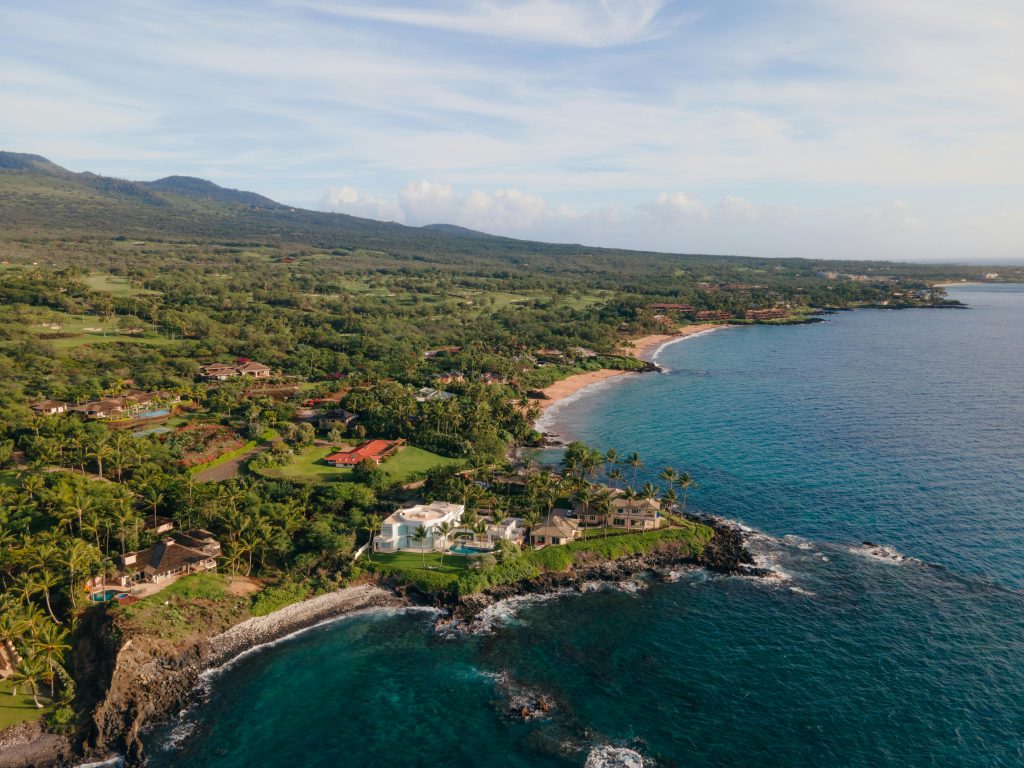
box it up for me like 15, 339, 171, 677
149, 285, 1024, 768
89, 590, 128, 602
449, 544, 494, 555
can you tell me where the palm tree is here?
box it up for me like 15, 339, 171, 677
30, 621, 70, 698
435, 522, 453, 568
89, 435, 112, 480
362, 514, 382, 563
522, 511, 541, 549
659, 467, 680, 494
678, 472, 696, 514
573, 485, 593, 540
592, 491, 613, 534
642, 481, 659, 500
412, 525, 428, 568
11, 655, 47, 708
603, 447, 619, 479
661, 487, 678, 515
472, 520, 488, 546
607, 466, 623, 489
137, 481, 165, 528
627, 452, 644, 491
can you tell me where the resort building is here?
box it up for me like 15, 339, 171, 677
530, 514, 580, 547
414, 387, 455, 403
572, 494, 665, 531
374, 501, 465, 552
115, 529, 221, 586
694, 310, 733, 322
198, 360, 272, 380
67, 390, 181, 421
745, 307, 790, 321
325, 438, 404, 466
30, 399, 69, 415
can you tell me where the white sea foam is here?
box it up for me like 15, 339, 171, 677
585, 745, 645, 768
202, 605, 441, 681
450, 590, 577, 636
534, 373, 636, 435
649, 325, 730, 369
73, 759, 124, 768
848, 542, 920, 565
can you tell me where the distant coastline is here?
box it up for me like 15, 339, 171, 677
532, 324, 727, 440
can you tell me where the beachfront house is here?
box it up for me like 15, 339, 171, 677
374, 501, 465, 553
573, 493, 665, 531
530, 514, 580, 547
115, 529, 221, 586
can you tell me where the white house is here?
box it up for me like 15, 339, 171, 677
374, 501, 465, 553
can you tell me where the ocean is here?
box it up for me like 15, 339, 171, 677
148, 284, 1024, 768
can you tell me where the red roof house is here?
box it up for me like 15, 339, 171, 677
325, 439, 405, 466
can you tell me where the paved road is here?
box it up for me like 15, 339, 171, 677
194, 438, 276, 482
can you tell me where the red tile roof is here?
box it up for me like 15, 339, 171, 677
325, 439, 402, 465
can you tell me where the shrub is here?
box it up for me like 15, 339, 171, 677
251, 581, 309, 616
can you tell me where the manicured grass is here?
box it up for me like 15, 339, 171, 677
83, 273, 160, 296
379, 446, 460, 482
261, 445, 459, 484
0, 677, 51, 729
261, 446, 345, 483
18, 311, 180, 350
367, 550, 470, 575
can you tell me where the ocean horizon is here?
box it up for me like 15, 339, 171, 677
148, 284, 1024, 768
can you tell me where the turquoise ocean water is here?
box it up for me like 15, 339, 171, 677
149, 285, 1024, 767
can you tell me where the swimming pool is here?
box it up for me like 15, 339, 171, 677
89, 589, 128, 602
449, 544, 494, 555
135, 408, 171, 420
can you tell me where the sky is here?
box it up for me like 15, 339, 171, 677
2, 0, 1023, 263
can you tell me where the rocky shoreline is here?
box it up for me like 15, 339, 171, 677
434, 515, 764, 633
3, 520, 759, 768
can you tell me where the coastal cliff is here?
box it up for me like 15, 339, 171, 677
3, 522, 756, 768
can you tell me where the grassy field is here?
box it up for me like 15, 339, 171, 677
367, 550, 470, 574
0, 678, 50, 730
116, 573, 252, 643
18, 311, 180, 350
262, 445, 459, 484
83, 273, 160, 296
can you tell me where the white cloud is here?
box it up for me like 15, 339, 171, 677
639, 192, 711, 225
294, 0, 680, 47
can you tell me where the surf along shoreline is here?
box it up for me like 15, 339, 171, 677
18, 325, 747, 768
533, 324, 727, 442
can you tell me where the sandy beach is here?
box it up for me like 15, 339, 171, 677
531, 324, 726, 414
531, 369, 628, 411
623, 323, 724, 361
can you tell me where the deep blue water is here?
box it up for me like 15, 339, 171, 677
149, 285, 1024, 768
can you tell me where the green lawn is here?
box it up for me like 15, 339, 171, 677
18, 311, 181, 350
367, 550, 470, 575
83, 273, 160, 296
262, 445, 459, 484
0, 678, 51, 730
